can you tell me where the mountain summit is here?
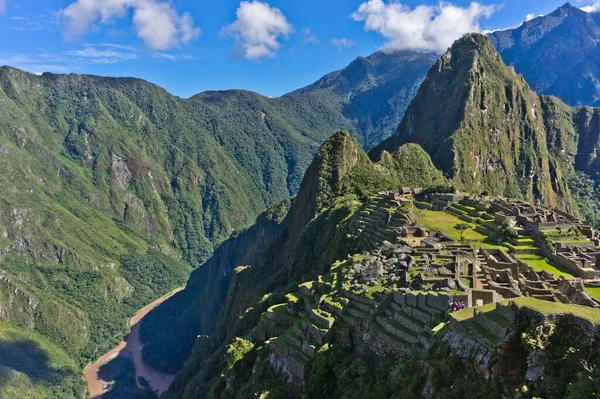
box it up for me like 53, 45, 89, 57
489, 2, 600, 106
372, 34, 571, 207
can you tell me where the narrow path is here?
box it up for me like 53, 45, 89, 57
85, 287, 184, 398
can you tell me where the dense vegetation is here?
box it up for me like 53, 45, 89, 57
0, 48, 435, 397
139, 131, 447, 398
206, 315, 600, 399
149, 30, 600, 399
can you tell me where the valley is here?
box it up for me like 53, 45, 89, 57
2, 2, 600, 398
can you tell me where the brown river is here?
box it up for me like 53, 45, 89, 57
85, 287, 184, 398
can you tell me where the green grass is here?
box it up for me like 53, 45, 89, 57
474, 240, 509, 250
268, 304, 290, 315
512, 298, 600, 323
515, 255, 575, 278
451, 302, 498, 322
0, 322, 83, 399
416, 210, 486, 242
584, 284, 600, 302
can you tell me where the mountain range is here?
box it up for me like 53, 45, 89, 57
489, 2, 600, 107
0, 45, 434, 398
2, 2, 600, 398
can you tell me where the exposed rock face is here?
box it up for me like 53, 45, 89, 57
372, 33, 600, 214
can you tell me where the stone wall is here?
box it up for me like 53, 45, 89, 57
470, 289, 499, 306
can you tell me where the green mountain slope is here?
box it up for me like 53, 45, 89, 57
290, 50, 437, 148
140, 131, 445, 394
0, 50, 435, 397
372, 34, 600, 216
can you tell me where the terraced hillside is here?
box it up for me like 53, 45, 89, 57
158, 183, 600, 399
208, 202, 600, 398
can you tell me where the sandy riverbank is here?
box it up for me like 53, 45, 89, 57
85, 287, 184, 398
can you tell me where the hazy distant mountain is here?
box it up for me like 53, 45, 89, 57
489, 2, 600, 106
289, 50, 437, 148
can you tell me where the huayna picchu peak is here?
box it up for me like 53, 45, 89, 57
372, 33, 600, 220
3, 2, 600, 398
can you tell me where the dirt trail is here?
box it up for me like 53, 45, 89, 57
85, 287, 184, 398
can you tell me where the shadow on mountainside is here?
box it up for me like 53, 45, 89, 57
96, 354, 156, 399
0, 336, 70, 389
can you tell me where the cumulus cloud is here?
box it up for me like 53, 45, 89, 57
221, 1, 293, 60
582, 2, 600, 12
352, 0, 498, 53
330, 38, 356, 51
525, 13, 541, 21
61, 0, 201, 50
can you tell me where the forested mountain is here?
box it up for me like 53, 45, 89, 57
290, 50, 437, 148
141, 131, 446, 398
6, 2, 600, 396
0, 48, 434, 397
373, 33, 600, 224
146, 33, 600, 399
489, 2, 600, 107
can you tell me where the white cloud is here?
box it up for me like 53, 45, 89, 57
221, 1, 293, 60
152, 52, 194, 61
352, 0, 498, 53
67, 44, 138, 64
100, 43, 137, 51
330, 37, 356, 51
0, 0, 6, 14
582, 3, 600, 12
525, 13, 541, 21
61, 0, 201, 50
303, 28, 320, 45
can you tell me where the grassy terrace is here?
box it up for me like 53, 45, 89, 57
513, 298, 600, 323
451, 302, 499, 322
416, 210, 486, 242
515, 255, 576, 279
416, 209, 580, 279
585, 285, 600, 302
416, 210, 507, 250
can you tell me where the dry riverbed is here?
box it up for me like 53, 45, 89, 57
85, 287, 184, 398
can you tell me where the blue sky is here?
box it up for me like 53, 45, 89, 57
0, 0, 594, 98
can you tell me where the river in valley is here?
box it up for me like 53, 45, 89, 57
85, 287, 184, 398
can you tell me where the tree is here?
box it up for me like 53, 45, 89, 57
453, 223, 472, 243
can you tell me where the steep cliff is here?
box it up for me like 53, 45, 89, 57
140, 132, 445, 390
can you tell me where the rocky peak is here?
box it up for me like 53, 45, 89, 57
371, 33, 567, 207
288, 131, 363, 229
